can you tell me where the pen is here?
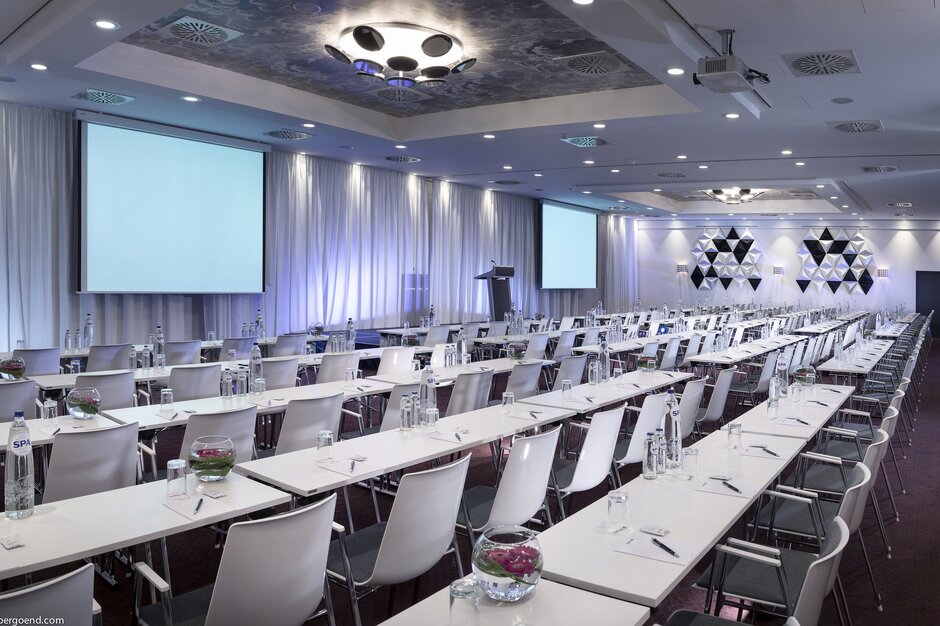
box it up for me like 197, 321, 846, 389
455, 432, 462, 442
794, 417, 810, 425
350, 460, 356, 472
758, 446, 779, 457
529, 411, 541, 419
51, 428, 60, 436
651, 537, 679, 558
721, 480, 742, 493
193, 497, 204, 516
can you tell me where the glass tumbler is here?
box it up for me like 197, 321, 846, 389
501, 391, 515, 414
166, 459, 189, 500
448, 578, 480, 626
680, 447, 699, 481
317, 430, 334, 463
160, 388, 175, 413
253, 377, 266, 396
606, 490, 630, 533
561, 379, 573, 397
207, 330, 216, 342
727, 422, 743, 450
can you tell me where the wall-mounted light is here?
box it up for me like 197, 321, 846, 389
773, 266, 784, 275
676, 264, 689, 273
877, 268, 889, 278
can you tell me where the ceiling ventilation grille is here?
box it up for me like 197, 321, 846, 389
888, 202, 913, 208
368, 87, 431, 103
163, 16, 243, 46
264, 129, 311, 140
71, 89, 135, 105
828, 120, 883, 133
385, 155, 421, 163
782, 50, 860, 76
561, 136, 608, 148
656, 172, 686, 179
788, 191, 819, 199
493, 180, 521, 185
863, 165, 898, 173
554, 51, 631, 75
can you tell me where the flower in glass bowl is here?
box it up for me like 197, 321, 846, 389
794, 366, 817, 386
0, 356, 26, 381
472, 526, 542, 602
66, 387, 101, 419
189, 436, 236, 482
507, 342, 527, 360
402, 329, 420, 347
638, 354, 658, 373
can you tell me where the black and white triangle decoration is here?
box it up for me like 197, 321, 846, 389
796, 227, 874, 294
690, 227, 763, 291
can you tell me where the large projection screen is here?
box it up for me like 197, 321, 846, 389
540, 201, 597, 289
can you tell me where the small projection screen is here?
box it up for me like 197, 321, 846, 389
539, 201, 597, 289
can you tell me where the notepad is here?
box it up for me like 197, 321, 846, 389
613, 531, 696, 565
739, 446, 782, 460
693, 479, 756, 499
163, 494, 232, 521
318, 458, 379, 478
427, 431, 470, 444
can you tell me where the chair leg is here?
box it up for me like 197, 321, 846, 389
879, 463, 900, 523
887, 442, 906, 494
346, 578, 363, 626
323, 574, 337, 626
857, 530, 883, 612
342, 487, 356, 534
868, 491, 891, 558
368, 478, 382, 524
452, 535, 464, 577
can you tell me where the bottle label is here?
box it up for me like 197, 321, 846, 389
10, 434, 31, 456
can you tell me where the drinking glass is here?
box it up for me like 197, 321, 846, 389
727, 423, 743, 450
426, 407, 440, 432
411, 359, 422, 379
680, 447, 699, 481
606, 490, 630, 533
227, 349, 238, 366
154, 353, 166, 371
317, 430, 334, 463
166, 459, 189, 500
612, 367, 623, 384
70, 358, 82, 374
561, 379, 573, 397
253, 377, 266, 396
344, 368, 362, 385
448, 578, 480, 626
160, 388, 175, 413
15, 339, 25, 350
207, 330, 216, 342
501, 391, 515, 414
42, 399, 58, 423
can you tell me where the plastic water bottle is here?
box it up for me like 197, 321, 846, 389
777, 359, 789, 400
598, 340, 611, 383
655, 428, 666, 474
5, 411, 34, 519
665, 388, 682, 469
428, 304, 437, 327
222, 369, 234, 398
418, 366, 437, 427
83, 313, 94, 348
345, 318, 356, 348
249, 342, 263, 389
643, 433, 658, 480
455, 326, 468, 360
399, 394, 413, 431
129, 345, 137, 370
254, 309, 264, 338
155, 326, 165, 356
141, 345, 152, 370
64, 329, 73, 351
236, 369, 248, 397
768, 372, 780, 409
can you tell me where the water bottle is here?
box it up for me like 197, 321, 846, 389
5, 411, 34, 519
241, 322, 249, 338
455, 326, 468, 360
768, 372, 780, 409
655, 428, 666, 474
83, 313, 94, 348
64, 329, 73, 351
429, 304, 437, 327
155, 325, 165, 356
662, 302, 669, 319
141, 345, 152, 369
665, 388, 682, 469
598, 340, 611, 383
345, 318, 356, 348
418, 366, 437, 427
236, 368, 248, 397
249, 342, 263, 388
643, 432, 659, 480
399, 394, 413, 431
129, 345, 137, 370
222, 369, 234, 398
254, 309, 264, 338
834, 331, 844, 360
777, 359, 789, 400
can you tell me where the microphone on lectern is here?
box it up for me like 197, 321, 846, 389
490, 259, 496, 266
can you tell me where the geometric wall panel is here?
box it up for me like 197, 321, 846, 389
795, 227, 874, 294
690, 227, 763, 290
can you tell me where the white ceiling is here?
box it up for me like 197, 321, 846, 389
2, 0, 940, 220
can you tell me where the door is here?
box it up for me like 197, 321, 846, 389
915, 271, 940, 336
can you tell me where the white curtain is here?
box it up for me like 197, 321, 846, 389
602, 214, 639, 311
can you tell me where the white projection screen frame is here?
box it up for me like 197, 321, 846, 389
539, 201, 598, 289
78, 111, 269, 294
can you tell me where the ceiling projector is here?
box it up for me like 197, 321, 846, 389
693, 54, 753, 93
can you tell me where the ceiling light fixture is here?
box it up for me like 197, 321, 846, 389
181, 95, 201, 102
830, 196, 838, 200
92, 19, 120, 30
704, 187, 766, 205
610, 169, 620, 173
618, 200, 625, 203
795, 161, 805, 166
724, 113, 740, 119
582, 191, 592, 194
502, 165, 512, 170
534, 173, 543, 177
593, 123, 606, 129
395, 144, 407, 149
842, 205, 850, 209
698, 165, 709, 169
302, 122, 316, 128
851, 212, 858, 215
30, 63, 47, 71
482, 134, 495, 139
324, 23, 474, 89
727, 213, 735, 216
583, 160, 595, 165
645, 207, 654, 210
815, 184, 825, 188
666, 67, 685, 76
676, 154, 688, 159
653, 188, 662, 192
780, 149, 793, 156
572, 0, 594, 5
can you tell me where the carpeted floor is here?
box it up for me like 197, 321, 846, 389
17, 348, 936, 626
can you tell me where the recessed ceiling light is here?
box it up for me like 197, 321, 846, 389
583, 160, 595, 165
502, 165, 512, 170
851, 212, 858, 215
610, 169, 620, 173
795, 162, 805, 166
788, 212, 794, 216
698, 165, 708, 169
395, 144, 407, 149
534, 173, 543, 177
593, 123, 606, 129
830, 196, 838, 200
780, 149, 793, 156
676, 155, 687, 159
859, 216, 863, 220
842, 205, 850, 209
653, 188, 661, 192
299, 151, 306, 155
724, 113, 740, 119
645, 207, 654, 210
780, 217, 784, 220
818, 217, 823, 220
482, 134, 496, 139
816, 184, 825, 188
582, 191, 592, 194
181, 95, 201, 102
666, 67, 685, 76
573, 0, 594, 4
671, 213, 678, 217
30, 63, 47, 71
705, 217, 710, 220
302, 122, 316, 128
728, 213, 735, 216
618, 200, 625, 203
92, 19, 120, 30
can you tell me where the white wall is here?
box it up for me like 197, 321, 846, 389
635, 219, 940, 312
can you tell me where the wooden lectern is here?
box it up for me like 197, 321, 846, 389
474, 265, 514, 320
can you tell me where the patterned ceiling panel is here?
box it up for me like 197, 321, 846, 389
124, 0, 660, 117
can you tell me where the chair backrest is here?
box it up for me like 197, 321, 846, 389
801, 338, 816, 368
484, 426, 561, 530
679, 334, 703, 368
430, 343, 456, 368
504, 362, 543, 400
701, 366, 736, 423
368, 455, 471, 586
581, 328, 600, 346
377, 347, 416, 375
486, 321, 508, 336
0, 563, 94, 626
524, 333, 550, 360
276, 394, 344, 455
553, 355, 587, 391
702, 330, 718, 353
463, 323, 481, 339
446, 370, 494, 417
74, 371, 135, 410
0, 379, 38, 422
423, 325, 451, 347
641, 342, 659, 358
553, 330, 578, 360
616, 394, 668, 464
780, 343, 795, 371
793, 518, 850, 626
819, 333, 835, 363
260, 356, 300, 390
861, 425, 891, 473
316, 353, 361, 384
840, 462, 872, 534
181, 406, 258, 464
678, 377, 707, 436
565, 405, 624, 493
706, 315, 718, 331
168, 363, 221, 402
659, 337, 681, 370
381, 384, 421, 432
754, 351, 779, 394
85, 343, 132, 372
558, 316, 576, 331
270, 334, 307, 357
205, 494, 337, 626
11, 347, 60, 376
788, 342, 805, 375
44, 422, 140, 503
163, 340, 202, 366
219, 338, 254, 361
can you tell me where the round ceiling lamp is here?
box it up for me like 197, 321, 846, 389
326, 22, 472, 89
704, 187, 766, 205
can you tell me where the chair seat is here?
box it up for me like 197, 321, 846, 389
695, 548, 816, 607
551, 458, 576, 491
613, 437, 632, 464
327, 522, 387, 586
785, 465, 849, 495
754, 497, 839, 539
457, 485, 497, 531
138, 584, 214, 626
813, 439, 866, 461
831, 421, 875, 438
665, 610, 738, 626
340, 426, 381, 440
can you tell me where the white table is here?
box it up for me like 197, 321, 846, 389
0, 415, 119, 452
688, 334, 806, 366
0, 472, 289, 579
29, 364, 221, 392
899, 312, 920, 324
573, 332, 695, 356
517, 370, 693, 413
836, 311, 870, 322
872, 323, 908, 339
795, 320, 849, 335
816, 339, 894, 377
722, 384, 854, 439
367, 358, 553, 387
378, 577, 649, 626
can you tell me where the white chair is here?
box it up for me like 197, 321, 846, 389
430, 343, 456, 368
552, 329, 578, 361
271, 334, 307, 357
422, 325, 451, 347
696, 367, 736, 433
553, 355, 587, 391
558, 316, 576, 331
260, 356, 300, 390
75, 371, 136, 410
327, 455, 471, 626
12, 347, 60, 376
789, 342, 806, 376
550, 405, 623, 517
659, 337, 682, 370
376, 347, 415, 375
459, 426, 561, 546
166, 363, 221, 402
503, 361, 542, 400
43, 422, 140, 503
678, 334, 704, 370
485, 321, 508, 336
136, 494, 338, 626
180, 407, 258, 465
316, 353, 361, 384
677, 377, 708, 439
219, 337, 253, 361
729, 351, 778, 409
445, 370, 493, 417
163, 340, 202, 366
0, 379, 39, 421
463, 323, 481, 340
612, 393, 668, 480
85, 343, 132, 372
0, 564, 99, 626
275, 393, 344, 455
524, 333, 550, 360
581, 327, 600, 346
342, 384, 420, 438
